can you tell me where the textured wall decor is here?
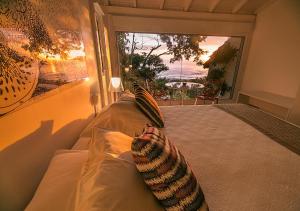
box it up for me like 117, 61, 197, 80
0, 0, 88, 115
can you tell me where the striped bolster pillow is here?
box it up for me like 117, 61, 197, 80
134, 84, 164, 128
131, 126, 209, 211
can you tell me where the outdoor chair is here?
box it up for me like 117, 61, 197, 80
195, 85, 220, 105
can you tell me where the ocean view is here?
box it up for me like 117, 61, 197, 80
158, 60, 208, 80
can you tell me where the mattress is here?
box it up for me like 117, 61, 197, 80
160, 105, 300, 211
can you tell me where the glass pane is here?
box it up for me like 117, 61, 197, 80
117, 32, 244, 105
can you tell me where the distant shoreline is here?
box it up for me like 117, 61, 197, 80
158, 74, 207, 81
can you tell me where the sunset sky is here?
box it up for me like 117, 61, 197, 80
127, 33, 229, 79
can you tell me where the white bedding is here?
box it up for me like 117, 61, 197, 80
35, 103, 299, 211
160, 105, 300, 211
80, 100, 151, 138
26, 150, 88, 211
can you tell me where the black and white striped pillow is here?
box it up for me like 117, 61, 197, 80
131, 126, 209, 211
133, 84, 164, 128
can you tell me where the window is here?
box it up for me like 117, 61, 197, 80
117, 32, 244, 105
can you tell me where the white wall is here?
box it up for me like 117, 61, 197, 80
242, 0, 300, 98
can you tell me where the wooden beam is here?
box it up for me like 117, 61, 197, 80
160, 0, 165, 10
232, 0, 248, 13
133, 0, 137, 8
103, 6, 256, 23
209, 0, 222, 12
184, 0, 193, 12
111, 15, 254, 36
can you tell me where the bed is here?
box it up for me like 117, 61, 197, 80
161, 105, 300, 211
26, 99, 300, 211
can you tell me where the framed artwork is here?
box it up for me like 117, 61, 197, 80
0, 0, 88, 115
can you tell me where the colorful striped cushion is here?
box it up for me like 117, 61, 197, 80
133, 84, 164, 128
131, 126, 209, 211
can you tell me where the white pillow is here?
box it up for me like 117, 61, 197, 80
75, 156, 164, 211
118, 90, 135, 102
72, 137, 91, 150
90, 127, 133, 159
74, 128, 163, 211
80, 128, 134, 179
80, 100, 151, 138
25, 150, 88, 211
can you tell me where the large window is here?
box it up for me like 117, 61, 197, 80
117, 32, 244, 105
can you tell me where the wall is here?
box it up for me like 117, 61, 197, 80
0, 0, 102, 210
0, 81, 97, 211
241, 0, 300, 99
288, 85, 300, 125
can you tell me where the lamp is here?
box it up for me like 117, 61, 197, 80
109, 77, 124, 101
124, 67, 130, 73
109, 77, 124, 92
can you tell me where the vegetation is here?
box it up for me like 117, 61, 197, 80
152, 78, 169, 97
118, 33, 207, 92
118, 33, 239, 101
159, 34, 207, 65
132, 53, 168, 90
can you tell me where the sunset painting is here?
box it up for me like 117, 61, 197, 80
0, 0, 88, 115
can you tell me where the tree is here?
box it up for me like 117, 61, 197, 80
207, 67, 225, 81
131, 53, 168, 90
153, 78, 168, 92
117, 32, 130, 70
117, 33, 208, 92
159, 34, 207, 64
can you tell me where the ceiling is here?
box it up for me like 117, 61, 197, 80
99, 0, 274, 15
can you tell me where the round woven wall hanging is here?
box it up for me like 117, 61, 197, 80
0, 44, 39, 115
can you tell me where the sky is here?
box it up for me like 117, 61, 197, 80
126, 33, 229, 80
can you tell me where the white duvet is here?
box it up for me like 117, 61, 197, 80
160, 105, 300, 211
